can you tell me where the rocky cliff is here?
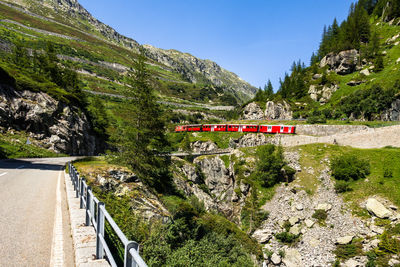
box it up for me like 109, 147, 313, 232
0, 84, 102, 155
242, 101, 293, 120
143, 45, 257, 100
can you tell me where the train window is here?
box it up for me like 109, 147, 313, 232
280, 126, 284, 132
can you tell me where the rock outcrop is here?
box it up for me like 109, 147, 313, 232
265, 100, 293, 120
309, 84, 339, 103
242, 102, 264, 120
381, 98, 400, 121
0, 84, 102, 155
319, 49, 359, 75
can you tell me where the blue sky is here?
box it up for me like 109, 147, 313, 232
79, 0, 355, 91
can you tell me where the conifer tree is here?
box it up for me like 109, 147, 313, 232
266, 79, 274, 98
114, 47, 170, 191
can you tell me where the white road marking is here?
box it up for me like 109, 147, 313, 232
16, 165, 25, 169
50, 170, 64, 267
0, 172, 7, 177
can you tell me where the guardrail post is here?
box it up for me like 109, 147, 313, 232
80, 178, 85, 208
89, 190, 95, 226
96, 202, 105, 259
85, 186, 91, 226
125, 241, 139, 267
75, 174, 79, 198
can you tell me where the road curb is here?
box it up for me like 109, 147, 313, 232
64, 170, 109, 267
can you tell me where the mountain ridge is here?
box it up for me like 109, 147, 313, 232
1, 0, 257, 103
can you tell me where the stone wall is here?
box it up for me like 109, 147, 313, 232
295, 125, 369, 136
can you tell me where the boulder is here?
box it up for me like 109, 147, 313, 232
344, 259, 362, 267
252, 229, 272, 243
191, 140, 218, 153
366, 198, 393, 218
316, 203, 332, 211
305, 219, 315, 228
360, 69, 370, 76
282, 249, 303, 267
242, 102, 264, 120
271, 253, 282, 265
289, 225, 300, 235
265, 100, 293, 120
381, 99, 400, 121
319, 49, 359, 75
312, 73, 322, 80
289, 216, 300, 226
336, 235, 354, 245
347, 80, 365, 86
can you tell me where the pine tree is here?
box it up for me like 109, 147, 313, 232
114, 47, 170, 191
266, 79, 274, 97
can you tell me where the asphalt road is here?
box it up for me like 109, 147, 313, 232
0, 157, 75, 267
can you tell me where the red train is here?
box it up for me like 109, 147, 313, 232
175, 124, 296, 134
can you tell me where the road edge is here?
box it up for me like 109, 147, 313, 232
64, 169, 109, 267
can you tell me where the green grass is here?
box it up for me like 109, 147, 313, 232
0, 130, 66, 159
291, 144, 400, 216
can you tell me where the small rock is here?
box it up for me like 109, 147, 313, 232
296, 204, 304, 211
271, 253, 282, 265
305, 219, 315, 228
289, 225, 300, 235
316, 203, 332, 211
345, 259, 362, 267
370, 239, 380, 248
389, 205, 398, 211
370, 225, 384, 235
309, 238, 320, 247
347, 80, 364, 86
396, 58, 400, 64
366, 198, 393, 219
336, 235, 354, 245
313, 73, 322, 80
289, 216, 300, 226
360, 69, 370, 76
389, 258, 400, 266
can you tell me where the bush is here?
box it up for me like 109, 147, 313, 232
330, 154, 370, 181
312, 209, 328, 224
307, 115, 327, 124
383, 168, 393, 178
334, 239, 363, 260
334, 180, 352, 193
275, 231, 299, 244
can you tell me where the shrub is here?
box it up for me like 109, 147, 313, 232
312, 209, 328, 224
275, 231, 299, 244
334, 239, 363, 260
330, 154, 370, 181
334, 180, 352, 193
383, 168, 393, 178
307, 115, 327, 124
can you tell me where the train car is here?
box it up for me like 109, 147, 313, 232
227, 125, 242, 132
242, 125, 259, 132
175, 125, 187, 132
259, 125, 296, 134
186, 125, 202, 132
200, 124, 227, 132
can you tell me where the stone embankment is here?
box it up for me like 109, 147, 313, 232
231, 125, 400, 149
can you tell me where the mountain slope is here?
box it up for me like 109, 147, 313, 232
0, 0, 257, 104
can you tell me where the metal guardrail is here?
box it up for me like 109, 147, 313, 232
68, 162, 147, 267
